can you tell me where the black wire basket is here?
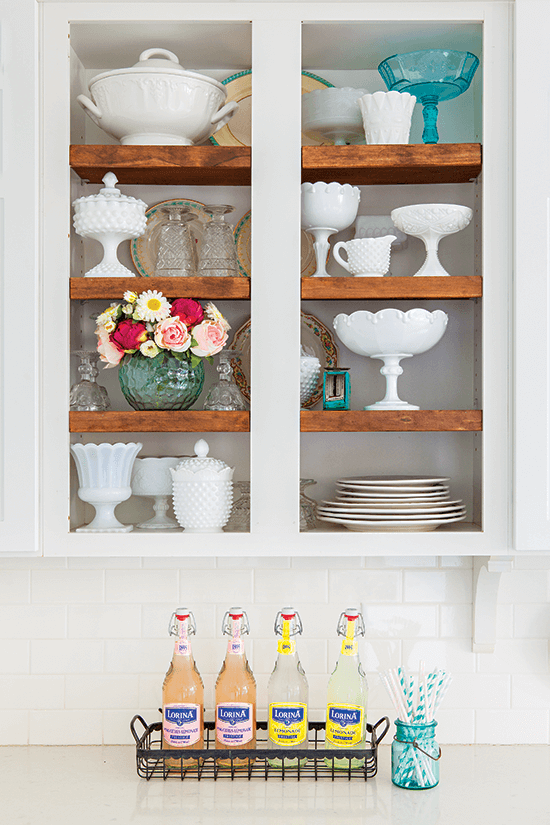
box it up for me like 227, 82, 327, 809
131, 715, 389, 781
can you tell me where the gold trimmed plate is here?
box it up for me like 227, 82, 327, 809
234, 210, 316, 278
130, 198, 207, 278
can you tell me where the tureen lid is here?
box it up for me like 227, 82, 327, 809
89, 48, 226, 93
174, 439, 231, 473
72, 172, 147, 208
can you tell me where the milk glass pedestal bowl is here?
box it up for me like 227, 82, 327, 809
70, 442, 142, 532
391, 203, 473, 277
333, 308, 448, 410
378, 49, 479, 144
131, 456, 180, 529
301, 182, 361, 277
302, 87, 368, 145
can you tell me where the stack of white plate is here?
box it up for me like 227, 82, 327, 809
317, 476, 466, 533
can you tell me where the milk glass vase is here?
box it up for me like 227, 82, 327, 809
70, 441, 142, 532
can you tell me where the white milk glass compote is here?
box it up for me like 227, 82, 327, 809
131, 456, 180, 529
333, 307, 448, 410
301, 182, 360, 277
391, 203, 473, 277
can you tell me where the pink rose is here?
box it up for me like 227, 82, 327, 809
171, 298, 204, 329
154, 317, 192, 352
190, 320, 228, 357
96, 325, 124, 368
112, 318, 149, 352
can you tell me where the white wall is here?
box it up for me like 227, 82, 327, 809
0, 554, 548, 746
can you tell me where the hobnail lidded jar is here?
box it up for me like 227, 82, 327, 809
170, 439, 234, 532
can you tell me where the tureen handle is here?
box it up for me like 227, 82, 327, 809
211, 100, 239, 132
76, 94, 102, 124
139, 48, 180, 64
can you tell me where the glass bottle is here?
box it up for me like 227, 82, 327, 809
267, 608, 309, 768
215, 607, 256, 767
69, 350, 111, 411
162, 608, 204, 768
203, 349, 247, 411
198, 204, 239, 277
325, 608, 368, 770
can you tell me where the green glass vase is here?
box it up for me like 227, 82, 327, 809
118, 353, 205, 411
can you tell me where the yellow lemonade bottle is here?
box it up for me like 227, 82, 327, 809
215, 607, 256, 768
162, 608, 204, 768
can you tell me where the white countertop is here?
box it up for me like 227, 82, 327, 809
2, 744, 549, 825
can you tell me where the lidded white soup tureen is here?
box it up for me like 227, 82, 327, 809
77, 48, 239, 145
171, 439, 235, 532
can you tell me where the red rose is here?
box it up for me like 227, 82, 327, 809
112, 318, 148, 352
171, 298, 204, 329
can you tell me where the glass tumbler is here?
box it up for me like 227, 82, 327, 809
152, 206, 198, 277
198, 204, 239, 277
391, 720, 440, 789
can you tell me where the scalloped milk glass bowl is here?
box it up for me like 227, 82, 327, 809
357, 91, 416, 144
391, 203, 473, 277
77, 48, 239, 146
333, 308, 448, 410
301, 182, 361, 278
302, 87, 368, 145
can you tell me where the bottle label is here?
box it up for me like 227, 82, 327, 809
227, 638, 245, 655
340, 638, 358, 656
175, 640, 191, 656
216, 702, 254, 745
163, 703, 201, 747
326, 703, 364, 747
277, 639, 296, 655
269, 702, 307, 746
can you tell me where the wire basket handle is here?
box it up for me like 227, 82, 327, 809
130, 714, 149, 745
372, 716, 390, 746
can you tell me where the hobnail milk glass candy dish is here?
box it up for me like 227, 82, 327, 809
77, 48, 239, 145
302, 87, 368, 145
171, 439, 234, 533
72, 172, 147, 277
333, 308, 448, 410
131, 456, 180, 529
301, 182, 361, 278
391, 203, 473, 277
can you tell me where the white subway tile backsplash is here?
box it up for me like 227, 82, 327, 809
436, 709, 475, 744
31, 640, 104, 675
363, 605, 438, 639
439, 604, 472, 638
0, 639, 29, 673
329, 569, 401, 603
0, 570, 30, 603
0, 710, 29, 744
404, 569, 472, 603
104, 708, 157, 745
143, 557, 216, 569
475, 709, 550, 744
31, 569, 104, 604
104, 639, 169, 674
254, 569, 328, 604
217, 557, 290, 569
67, 604, 141, 639
181, 569, 254, 605
0, 605, 66, 639
141, 603, 217, 640
291, 557, 363, 569
444, 673, 510, 708
252, 638, 327, 676
68, 557, 142, 569
105, 569, 178, 604
513, 604, 550, 638
511, 674, 550, 709
65, 675, 139, 709
477, 640, 549, 675
402, 638, 476, 673
29, 710, 103, 745
0, 676, 64, 709
498, 569, 549, 603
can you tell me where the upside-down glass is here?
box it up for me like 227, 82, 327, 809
151, 206, 198, 277
198, 204, 239, 277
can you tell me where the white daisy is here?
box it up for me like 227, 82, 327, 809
135, 290, 171, 323
205, 301, 231, 332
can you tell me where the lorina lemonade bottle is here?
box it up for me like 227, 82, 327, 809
162, 608, 204, 767
267, 608, 309, 767
215, 607, 256, 767
325, 608, 369, 769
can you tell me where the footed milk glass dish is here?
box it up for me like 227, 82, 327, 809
333, 235, 394, 277
378, 49, 479, 144
391, 203, 473, 277
70, 441, 142, 532
131, 457, 180, 529
301, 182, 361, 278
333, 308, 448, 410
302, 87, 368, 145
357, 91, 416, 144
77, 48, 239, 145
72, 172, 147, 277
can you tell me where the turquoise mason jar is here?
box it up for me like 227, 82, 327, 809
391, 720, 440, 789
118, 353, 205, 411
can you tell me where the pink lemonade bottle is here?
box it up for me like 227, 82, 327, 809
215, 607, 256, 767
162, 608, 204, 767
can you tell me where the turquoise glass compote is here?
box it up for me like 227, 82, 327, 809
378, 49, 479, 144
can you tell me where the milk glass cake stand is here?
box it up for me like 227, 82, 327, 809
391, 203, 473, 277
378, 49, 479, 144
333, 308, 448, 410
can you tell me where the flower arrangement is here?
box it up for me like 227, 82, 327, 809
95, 290, 230, 369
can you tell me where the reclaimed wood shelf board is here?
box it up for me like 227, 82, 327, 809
301, 276, 482, 300
69, 411, 250, 433
300, 410, 482, 432
302, 143, 482, 185
70, 277, 251, 301
69, 145, 251, 186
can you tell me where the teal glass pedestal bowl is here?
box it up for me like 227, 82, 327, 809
378, 49, 479, 144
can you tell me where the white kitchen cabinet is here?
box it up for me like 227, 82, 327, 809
3, 0, 515, 556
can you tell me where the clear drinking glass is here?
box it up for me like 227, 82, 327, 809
300, 478, 318, 531
69, 350, 111, 411
224, 481, 250, 532
198, 204, 239, 277
203, 349, 247, 411
152, 206, 198, 277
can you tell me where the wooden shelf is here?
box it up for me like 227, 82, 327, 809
301, 276, 482, 301
70, 145, 251, 186
302, 143, 482, 185
70, 277, 250, 301
301, 410, 482, 432
69, 411, 250, 433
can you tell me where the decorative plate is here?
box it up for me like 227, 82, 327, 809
229, 311, 338, 408
210, 70, 334, 147
316, 513, 467, 532
234, 211, 316, 278
130, 198, 208, 278
336, 475, 451, 486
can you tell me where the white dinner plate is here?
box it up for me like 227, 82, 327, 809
317, 513, 467, 532
318, 504, 466, 517
317, 507, 466, 520
336, 483, 450, 494
335, 490, 451, 500
322, 498, 463, 510
336, 475, 451, 486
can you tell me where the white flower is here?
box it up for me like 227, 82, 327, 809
140, 340, 160, 358
124, 291, 138, 304
95, 304, 120, 327
205, 301, 230, 332
135, 290, 171, 323
103, 319, 116, 333
122, 303, 134, 315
